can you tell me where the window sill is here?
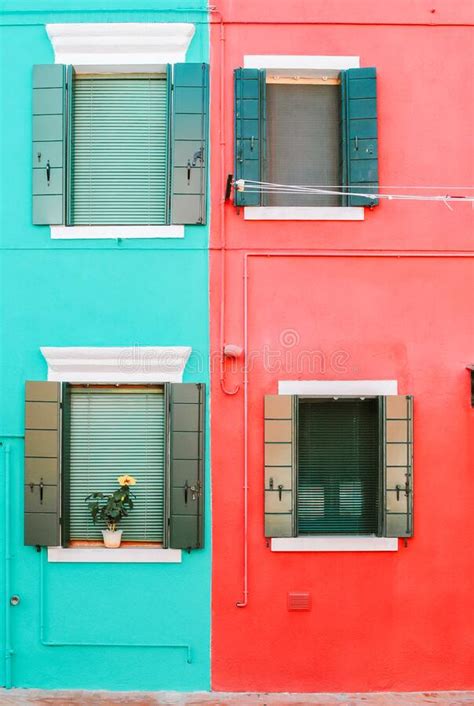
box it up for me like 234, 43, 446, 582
47, 546, 182, 563
271, 537, 398, 552
50, 225, 185, 240
244, 207, 364, 221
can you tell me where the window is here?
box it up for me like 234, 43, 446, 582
71, 75, 169, 226
266, 81, 341, 207
24, 381, 205, 551
32, 62, 209, 228
234, 63, 379, 214
66, 385, 165, 543
297, 398, 379, 534
264, 394, 413, 540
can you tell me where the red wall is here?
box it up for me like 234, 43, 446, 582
209, 0, 474, 692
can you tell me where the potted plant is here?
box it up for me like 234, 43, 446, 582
85, 475, 137, 548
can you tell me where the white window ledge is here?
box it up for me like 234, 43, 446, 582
48, 547, 182, 563
244, 207, 364, 221
271, 537, 398, 552
50, 225, 184, 240
41, 346, 192, 383
46, 23, 195, 69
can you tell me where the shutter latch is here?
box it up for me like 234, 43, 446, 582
29, 478, 45, 505
184, 480, 201, 504
269, 477, 284, 501
396, 482, 410, 502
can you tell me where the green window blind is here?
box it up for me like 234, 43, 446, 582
297, 398, 379, 535
68, 387, 165, 542
71, 76, 168, 225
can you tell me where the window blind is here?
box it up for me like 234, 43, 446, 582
69, 387, 165, 542
266, 83, 341, 207
71, 76, 168, 225
297, 398, 379, 534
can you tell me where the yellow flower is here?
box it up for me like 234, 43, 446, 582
117, 474, 137, 486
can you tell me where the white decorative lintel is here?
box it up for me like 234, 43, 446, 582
278, 379, 398, 396
46, 23, 196, 69
244, 54, 360, 78
41, 346, 192, 383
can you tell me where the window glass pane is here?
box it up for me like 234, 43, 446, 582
297, 398, 379, 534
72, 76, 168, 225
266, 83, 341, 207
69, 387, 165, 542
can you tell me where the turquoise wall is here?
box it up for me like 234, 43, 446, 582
0, 0, 211, 691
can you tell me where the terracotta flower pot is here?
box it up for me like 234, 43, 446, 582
101, 529, 123, 548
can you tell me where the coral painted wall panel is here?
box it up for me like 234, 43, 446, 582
209, 0, 474, 693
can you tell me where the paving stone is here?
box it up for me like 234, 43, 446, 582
0, 691, 473, 706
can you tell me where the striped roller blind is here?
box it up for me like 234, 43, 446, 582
71, 76, 168, 225
69, 387, 165, 542
297, 398, 379, 534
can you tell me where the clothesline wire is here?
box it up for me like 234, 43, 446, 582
238, 179, 474, 191
233, 179, 474, 203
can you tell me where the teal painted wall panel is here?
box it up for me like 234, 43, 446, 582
0, 0, 210, 691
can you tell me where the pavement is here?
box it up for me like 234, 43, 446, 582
0, 691, 473, 706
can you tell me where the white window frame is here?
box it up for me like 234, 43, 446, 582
243, 55, 365, 222
46, 23, 196, 240
271, 379, 399, 552
42, 345, 192, 563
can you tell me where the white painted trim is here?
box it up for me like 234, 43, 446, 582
41, 346, 192, 383
46, 23, 195, 67
47, 547, 182, 563
244, 54, 360, 78
271, 537, 398, 552
278, 380, 398, 396
244, 207, 364, 221
50, 225, 184, 240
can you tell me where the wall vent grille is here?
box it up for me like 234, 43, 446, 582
287, 592, 311, 611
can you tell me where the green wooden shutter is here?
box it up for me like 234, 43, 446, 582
297, 398, 380, 535
65, 65, 75, 226
32, 65, 67, 225
341, 67, 379, 207
71, 76, 168, 225
381, 395, 414, 538
61, 382, 72, 547
234, 68, 266, 207
66, 387, 165, 542
171, 63, 209, 225
24, 382, 61, 546
167, 383, 205, 550
264, 395, 295, 538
